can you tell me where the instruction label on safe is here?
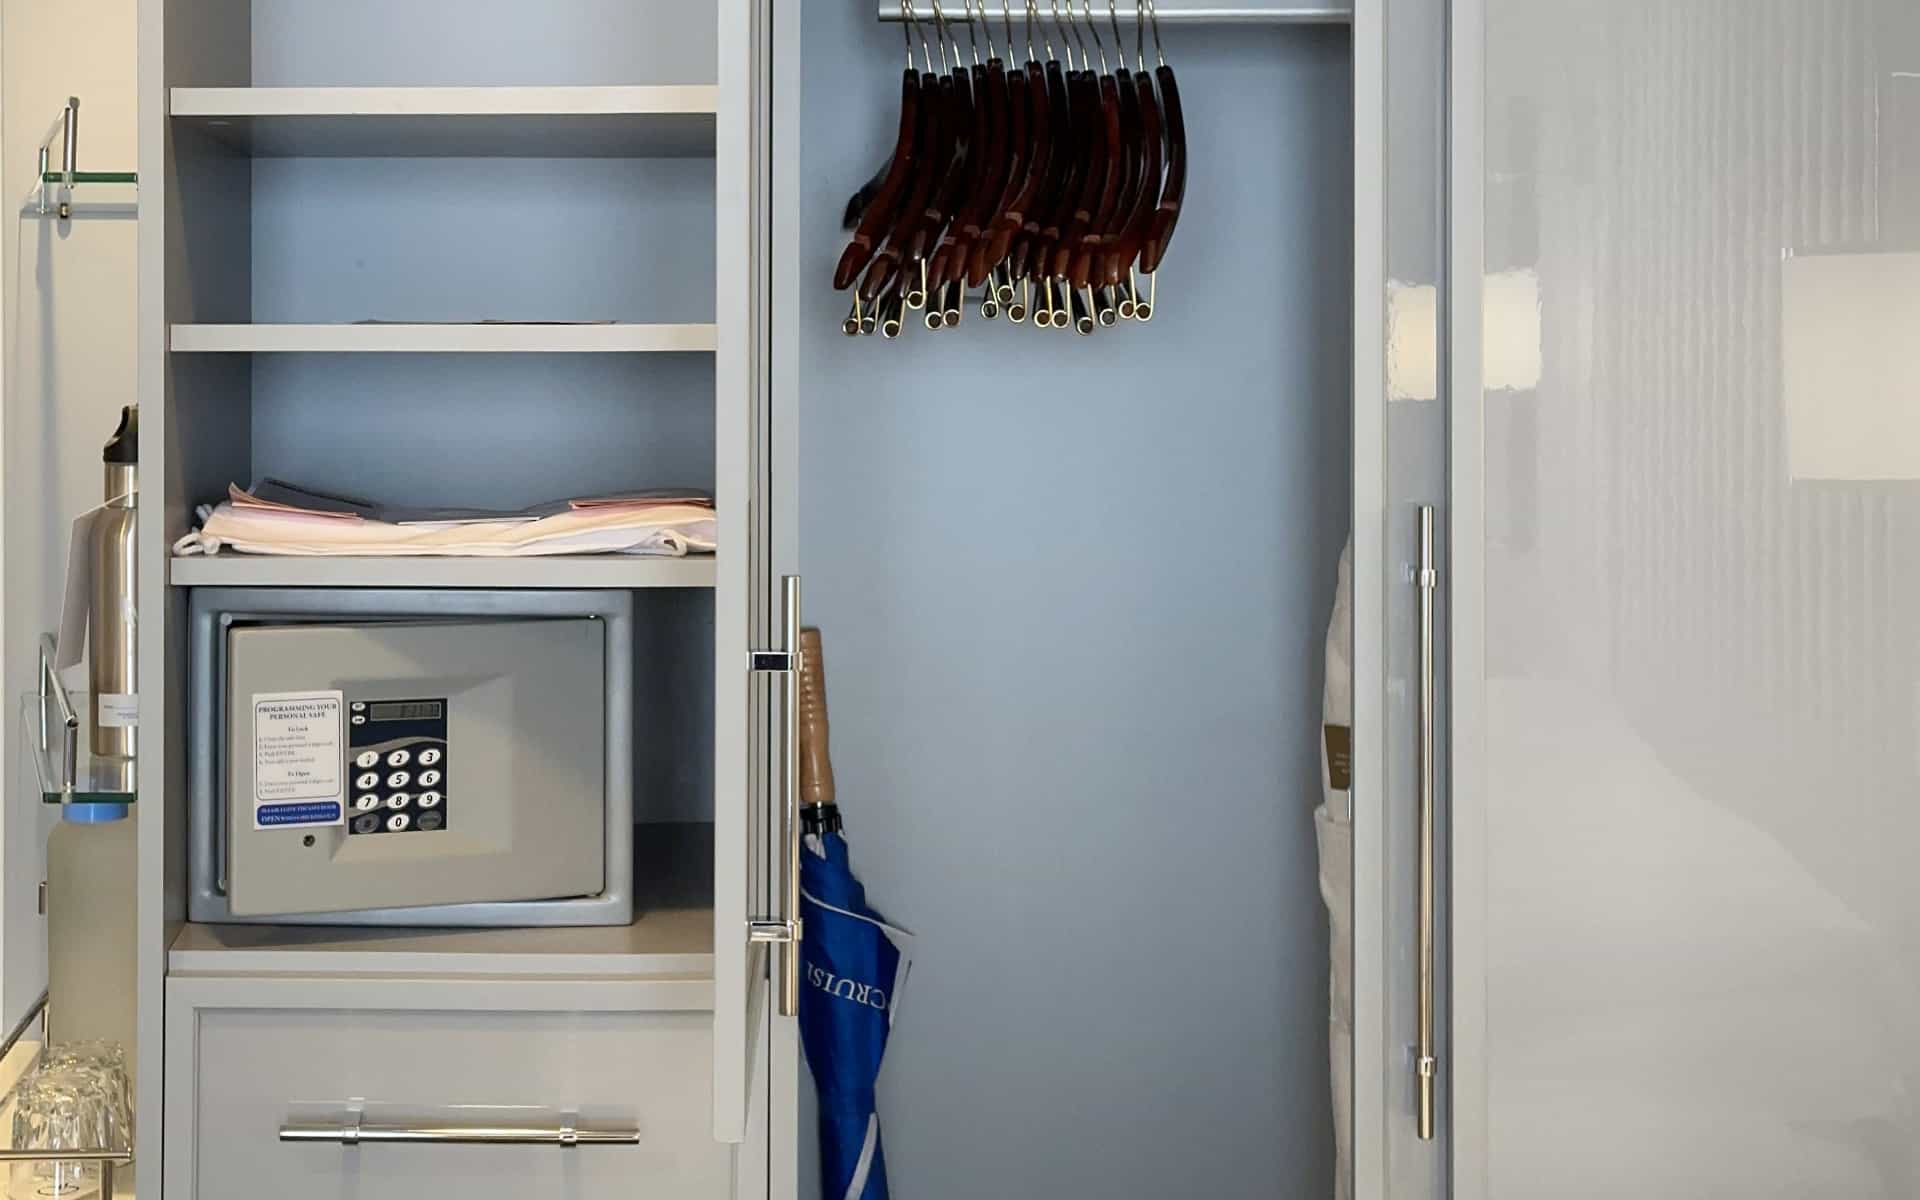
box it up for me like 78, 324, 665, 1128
252, 690, 346, 830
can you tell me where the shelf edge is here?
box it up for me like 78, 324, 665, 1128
169, 84, 722, 118
170, 323, 719, 354
168, 555, 720, 590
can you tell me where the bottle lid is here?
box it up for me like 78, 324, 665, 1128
62, 802, 131, 825
104, 405, 137, 465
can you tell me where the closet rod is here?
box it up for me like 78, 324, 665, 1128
877, 0, 1352, 23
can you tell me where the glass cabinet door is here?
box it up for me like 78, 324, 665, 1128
1450, 2, 1920, 1196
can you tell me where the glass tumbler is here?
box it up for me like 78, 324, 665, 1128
36, 1046, 123, 1079
30, 1046, 127, 1150
8, 1065, 127, 1198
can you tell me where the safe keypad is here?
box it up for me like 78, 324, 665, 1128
345, 698, 449, 836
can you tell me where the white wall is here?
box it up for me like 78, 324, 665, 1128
1, 0, 139, 1029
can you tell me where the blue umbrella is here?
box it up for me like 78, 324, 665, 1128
800, 819, 912, 1200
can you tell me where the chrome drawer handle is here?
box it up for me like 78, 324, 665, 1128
280, 1117, 639, 1148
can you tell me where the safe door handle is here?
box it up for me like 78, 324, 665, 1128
280, 1118, 639, 1148
1415, 505, 1439, 1141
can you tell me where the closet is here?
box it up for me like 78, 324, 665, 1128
2, 0, 1483, 1198
0, 1, 1897, 1196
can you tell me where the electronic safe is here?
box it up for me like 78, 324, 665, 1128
186, 588, 635, 926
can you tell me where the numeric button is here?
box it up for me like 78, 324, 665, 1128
386, 749, 412, 767
418, 748, 442, 766
356, 771, 380, 791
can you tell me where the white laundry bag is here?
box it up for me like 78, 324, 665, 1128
1317, 541, 1354, 1200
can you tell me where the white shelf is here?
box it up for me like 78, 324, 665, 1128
170, 322, 716, 354
170, 554, 717, 589
170, 85, 718, 157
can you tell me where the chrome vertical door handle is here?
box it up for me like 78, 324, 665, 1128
1415, 506, 1440, 1140
749, 575, 805, 1018
776, 575, 803, 1017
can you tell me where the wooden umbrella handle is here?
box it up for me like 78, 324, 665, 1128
798, 627, 836, 810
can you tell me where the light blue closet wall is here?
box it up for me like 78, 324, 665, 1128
798, 5, 1352, 1197
234, 5, 723, 826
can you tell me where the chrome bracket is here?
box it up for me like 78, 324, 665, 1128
750, 650, 799, 674
748, 918, 802, 944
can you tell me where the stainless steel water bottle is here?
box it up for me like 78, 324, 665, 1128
89, 405, 137, 758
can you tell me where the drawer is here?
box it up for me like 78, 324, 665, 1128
165, 977, 732, 1200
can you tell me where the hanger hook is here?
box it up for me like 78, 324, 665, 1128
1108, 0, 1126, 65
1052, 0, 1083, 71
1029, 0, 1052, 61
1082, 0, 1107, 73
963, 0, 984, 64
905, 0, 934, 72
1146, 0, 1165, 67
1003, 0, 1018, 61
930, 0, 952, 72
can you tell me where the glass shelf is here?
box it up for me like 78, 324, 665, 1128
0, 993, 134, 1191
18, 696, 135, 807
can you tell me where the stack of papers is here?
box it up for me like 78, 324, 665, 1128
174, 480, 717, 559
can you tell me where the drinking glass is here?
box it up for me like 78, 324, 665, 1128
9, 1063, 127, 1198
37, 1045, 123, 1079
30, 1046, 127, 1152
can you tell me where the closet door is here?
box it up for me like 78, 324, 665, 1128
1448, 1, 1920, 1196
1352, 0, 1451, 1197
714, 0, 787, 1150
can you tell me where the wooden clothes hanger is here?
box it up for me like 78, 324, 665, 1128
835, 0, 1188, 337
857, 3, 960, 307
833, 4, 928, 295
926, 0, 1005, 318
1137, 0, 1186, 313
1105, 0, 1165, 315
968, 0, 1030, 307
1065, 0, 1126, 327
986, 1, 1057, 320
